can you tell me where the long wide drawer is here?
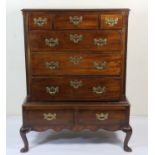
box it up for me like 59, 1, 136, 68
29, 30, 122, 51
30, 77, 121, 101
31, 53, 122, 76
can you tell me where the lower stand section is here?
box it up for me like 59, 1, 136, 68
20, 99, 132, 152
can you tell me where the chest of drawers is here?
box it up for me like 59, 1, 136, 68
20, 9, 132, 153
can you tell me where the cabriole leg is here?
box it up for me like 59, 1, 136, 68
20, 127, 31, 153
122, 125, 132, 152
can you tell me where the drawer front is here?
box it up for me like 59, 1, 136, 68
30, 77, 121, 101
25, 109, 74, 126
77, 109, 128, 125
31, 53, 122, 76
29, 30, 122, 51
28, 12, 53, 30
100, 14, 123, 29
54, 13, 98, 29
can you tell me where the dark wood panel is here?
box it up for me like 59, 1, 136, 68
22, 99, 129, 129
100, 14, 123, 29
29, 30, 123, 51
23, 97, 130, 110
77, 109, 127, 125
24, 109, 74, 126
22, 9, 130, 12
28, 12, 53, 30
31, 52, 122, 76
54, 13, 98, 29
30, 77, 121, 101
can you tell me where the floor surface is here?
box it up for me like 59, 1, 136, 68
6, 116, 147, 155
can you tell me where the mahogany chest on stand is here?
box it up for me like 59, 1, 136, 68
20, 9, 132, 152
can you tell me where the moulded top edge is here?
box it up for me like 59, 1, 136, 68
21, 8, 130, 12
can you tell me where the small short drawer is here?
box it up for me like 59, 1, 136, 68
54, 13, 98, 29
28, 12, 53, 30
77, 109, 128, 125
24, 109, 74, 126
100, 14, 123, 29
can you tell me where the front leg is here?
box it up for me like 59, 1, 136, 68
20, 127, 31, 153
122, 125, 132, 152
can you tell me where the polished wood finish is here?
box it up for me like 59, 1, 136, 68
31, 53, 122, 76
20, 9, 132, 153
29, 30, 122, 51
100, 14, 123, 29
24, 109, 74, 126
28, 12, 53, 30
54, 13, 98, 29
22, 99, 130, 129
77, 109, 128, 125
30, 77, 121, 101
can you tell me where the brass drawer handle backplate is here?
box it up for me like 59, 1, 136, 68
46, 61, 59, 70
70, 56, 83, 65
96, 113, 109, 121
45, 38, 59, 47
43, 113, 56, 121
105, 17, 118, 26
46, 86, 59, 95
70, 80, 83, 89
92, 86, 106, 94
70, 34, 83, 43
94, 38, 107, 47
93, 61, 107, 70
69, 16, 83, 25
33, 17, 47, 26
